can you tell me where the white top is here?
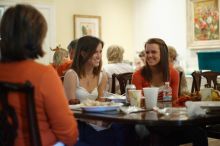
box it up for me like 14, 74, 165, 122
64, 69, 109, 131
65, 69, 103, 102
103, 63, 133, 94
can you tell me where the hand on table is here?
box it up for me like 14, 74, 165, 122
96, 97, 111, 102
69, 98, 80, 105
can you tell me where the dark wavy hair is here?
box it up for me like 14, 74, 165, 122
141, 38, 169, 82
72, 36, 104, 78
0, 4, 47, 62
67, 39, 78, 53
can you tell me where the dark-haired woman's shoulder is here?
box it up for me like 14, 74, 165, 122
64, 69, 78, 84
132, 68, 145, 90
133, 67, 142, 77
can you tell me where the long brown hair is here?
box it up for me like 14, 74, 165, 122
72, 36, 104, 78
0, 4, 47, 62
141, 38, 170, 82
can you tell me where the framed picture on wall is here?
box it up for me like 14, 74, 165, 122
73, 14, 101, 39
0, 6, 4, 22
187, 0, 220, 49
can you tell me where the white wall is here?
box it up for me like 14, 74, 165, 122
0, 0, 56, 64
54, 0, 134, 65
1, 0, 206, 72
133, 0, 199, 74
0, 0, 134, 65
36, 4, 56, 64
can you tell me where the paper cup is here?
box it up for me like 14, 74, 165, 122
200, 88, 212, 101
143, 87, 159, 109
128, 90, 142, 107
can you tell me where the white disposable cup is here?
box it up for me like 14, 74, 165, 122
200, 88, 212, 101
128, 90, 142, 107
143, 87, 159, 109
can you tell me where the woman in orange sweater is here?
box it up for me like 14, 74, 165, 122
0, 4, 78, 146
132, 38, 179, 102
132, 38, 208, 146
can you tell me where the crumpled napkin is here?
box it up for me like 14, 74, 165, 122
185, 101, 206, 117
120, 106, 145, 114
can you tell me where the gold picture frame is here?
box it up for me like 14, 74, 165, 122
0, 6, 5, 22
73, 14, 101, 39
187, 0, 220, 49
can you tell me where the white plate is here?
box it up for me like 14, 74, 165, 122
192, 101, 220, 107
69, 104, 82, 111
188, 101, 220, 113
106, 95, 126, 103
81, 103, 123, 112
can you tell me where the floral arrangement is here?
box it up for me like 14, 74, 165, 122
194, 6, 219, 40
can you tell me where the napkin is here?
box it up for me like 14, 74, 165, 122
120, 106, 145, 114
185, 101, 206, 117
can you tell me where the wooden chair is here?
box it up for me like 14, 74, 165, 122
178, 71, 183, 97
202, 72, 220, 139
111, 72, 133, 94
191, 71, 220, 93
0, 81, 42, 146
201, 71, 220, 90
191, 71, 220, 139
191, 71, 202, 93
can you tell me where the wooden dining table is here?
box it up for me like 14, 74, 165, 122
72, 105, 220, 127
71, 102, 220, 146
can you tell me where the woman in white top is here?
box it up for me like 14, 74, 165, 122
103, 45, 133, 94
64, 36, 135, 146
64, 36, 107, 104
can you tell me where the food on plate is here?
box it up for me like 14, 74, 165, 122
173, 92, 201, 107
210, 89, 220, 101
202, 89, 220, 101
190, 92, 201, 101
81, 100, 116, 107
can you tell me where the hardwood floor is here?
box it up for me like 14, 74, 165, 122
180, 138, 220, 146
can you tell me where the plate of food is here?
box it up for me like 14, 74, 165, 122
191, 101, 220, 107
189, 101, 220, 114
80, 100, 123, 112
81, 104, 122, 112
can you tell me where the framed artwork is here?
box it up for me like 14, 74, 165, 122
187, 0, 220, 49
73, 14, 101, 39
0, 6, 4, 22
0, 6, 4, 40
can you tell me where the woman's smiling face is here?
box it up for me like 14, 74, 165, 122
87, 43, 103, 67
145, 43, 161, 67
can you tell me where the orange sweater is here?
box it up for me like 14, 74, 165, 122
132, 66, 179, 101
56, 60, 73, 76
0, 60, 78, 146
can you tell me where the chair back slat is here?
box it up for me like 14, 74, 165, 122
0, 87, 18, 146
178, 71, 183, 97
0, 81, 42, 146
191, 71, 220, 93
201, 71, 220, 90
191, 71, 202, 93
111, 72, 133, 94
